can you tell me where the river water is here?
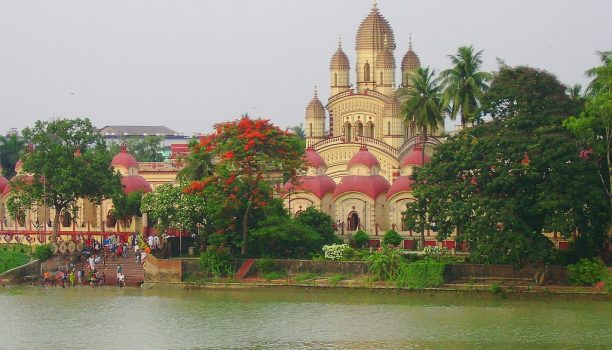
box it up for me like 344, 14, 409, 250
0, 285, 609, 349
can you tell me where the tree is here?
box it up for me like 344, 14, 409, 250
108, 136, 165, 162
404, 65, 607, 266
481, 65, 580, 120
402, 66, 444, 248
440, 45, 492, 127
294, 207, 339, 245
585, 50, 611, 96
176, 138, 214, 185
183, 116, 305, 255
7, 118, 122, 239
566, 83, 584, 102
382, 229, 402, 247
111, 190, 144, 228
0, 134, 25, 178
289, 124, 306, 140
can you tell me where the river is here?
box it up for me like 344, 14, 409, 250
0, 285, 609, 349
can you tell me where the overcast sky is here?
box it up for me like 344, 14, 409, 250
1, 0, 610, 135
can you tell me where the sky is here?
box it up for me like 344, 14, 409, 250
0, 0, 610, 135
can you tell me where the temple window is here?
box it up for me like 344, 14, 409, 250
364, 62, 370, 81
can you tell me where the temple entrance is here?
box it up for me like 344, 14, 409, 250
347, 211, 360, 231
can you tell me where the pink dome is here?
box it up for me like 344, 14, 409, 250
121, 175, 152, 194
14, 159, 23, 172
304, 148, 326, 169
386, 176, 414, 199
1, 181, 9, 198
348, 146, 380, 169
112, 145, 139, 169
402, 146, 430, 167
283, 175, 336, 199
333, 175, 390, 199
0, 176, 7, 194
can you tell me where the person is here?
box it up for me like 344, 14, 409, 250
131, 232, 138, 248
88, 256, 95, 271
43, 270, 51, 286
118, 272, 125, 288
77, 268, 84, 285
153, 235, 160, 249
68, 270, 75, 287
117, 264, 122, 275
148, 234, 154, 249
122, 243, 128, 259
116, 244, 123, 259
140, 250, 147, 264
136, 249, 141, 264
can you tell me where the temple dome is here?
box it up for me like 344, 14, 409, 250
355, 4, 395, 51
305, 92, 325, 119
383, 96, 401, 117
333, 175, 390, 200
375, 47, 396, 69
283, 176, 336, 200
0, 176, 8, 195
112, 145, 139, 169
386, 176, 414, 199
401, 146, 430, 167
330, 44, 350, 70
401, 48, 421, 72
305, 148, 326, 169
121, 175, 152, 194
348, 146, 380, 169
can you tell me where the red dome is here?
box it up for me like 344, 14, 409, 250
283, 175, 336, 199
348, 146, 379, 169
1, 181, 9, 198
0, 176, 7, 194
112, 145, 139, 168
121, 175, 152, 194
386, 176, 414, 199
402, 146, 430, 167
333, 175, 390, 199
14, 159, 23, 172
304, 148, 326, 169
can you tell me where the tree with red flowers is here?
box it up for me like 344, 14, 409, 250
185, 116, 305, 255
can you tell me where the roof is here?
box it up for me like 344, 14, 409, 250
355, 4, 395, 51
330, 43, 350, 70
375, 47, 396, 69
305, 91, 326, 119
111, 145, 139, 168
121, 175, 152, 194
348, 146, 380, 169
99, 125, 178, 136
333, 175, 390, 200
401, 146, 430, 167
305, 148, 326, 169
283, 175, 336, 199
387, 176, 414, 199
401, 48, 421, 72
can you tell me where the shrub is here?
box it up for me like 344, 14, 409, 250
199, 250, 235, 278
329, 274, 351, 286
365, 247, 404, 280
382, 230, 402, 247
352, 230, 369, 248
394, 259, 446, 289
33, 244, 53, 261
322, 243, 351, 260
0, 250, 30, 274
263, 272, 284, 281
490, 283, 502, 294
568, 258, 610, 286
295, 273, 318, 284
255, 257, 275, 275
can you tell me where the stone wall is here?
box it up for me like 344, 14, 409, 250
145, 254, 182, 283
444, 264, 568, 284
0, 259, 41, 284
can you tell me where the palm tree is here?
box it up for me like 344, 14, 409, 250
177, 139, 214, 185
566, 83, 583, 100
440, 46, 492, 127
0, 134, 26, 178
402, 66, 444, 249
585, 50, 611, 96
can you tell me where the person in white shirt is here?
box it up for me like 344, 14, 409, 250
153, 235, 160, 249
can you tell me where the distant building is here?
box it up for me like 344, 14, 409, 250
99, 125, 192, 159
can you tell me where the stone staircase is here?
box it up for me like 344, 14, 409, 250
99, 252, 145, 287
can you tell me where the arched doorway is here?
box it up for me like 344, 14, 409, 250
344, 122, 352, 141
355, 122, 364, 137
347, 211, 360, 231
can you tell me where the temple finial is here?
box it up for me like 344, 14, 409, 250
409, 33, 413, 50
372, 0, 378, 9
314, 85, 318, 98
338, 36, 342, 49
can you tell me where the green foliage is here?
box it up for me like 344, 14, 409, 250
295, 273, 317, 284
263, 272, 284, 281
177, 138, 213, 184
255, 257, 275, 275
568, 258, 610, 286
111, 190, 143, 223
328, 274, 351, 286
141, 184, 208, 234
394, 259, 446, 289
490, 282, 503, 294
0, 134, 25, 179
199, 250, 235, 278
382, 230, 402, 247
295, 207, 340, 245
365, 247, 404, 280
352, 230, 369, 248
33, 244, 53, 261
108, 136, 165, 162
0, 249, 30, 274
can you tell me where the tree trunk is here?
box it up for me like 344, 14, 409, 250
52, 210, 61, 241
420, 125, 427, 250
240, 200, 253, 256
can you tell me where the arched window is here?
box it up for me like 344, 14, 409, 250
388, 121, 391, 135
366, 122, 375, 138
309, 123, 313, 137
347, 211, 360, 231
355, 122, 364, 137
61, 211, 72, 227
369, 123, 375, 138
401, 213, 409, 231
334, 73, 338, 86
364, 62, 370, 81
344, 122, 352, 141
106, 210, 117, 228
379, 71, 384, 84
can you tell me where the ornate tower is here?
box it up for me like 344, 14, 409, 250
355, 2, 395, 94
375, 36, 396, 96
304, 88, 326, 147
382, 96, 404, 149
401, 35, 421, 88
330, 38, 351, 97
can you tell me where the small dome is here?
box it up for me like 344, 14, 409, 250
401, 48, 421, 72
375, 47, 396, 69
2, 182, 10, 198
348, 146, 380, 169
387, 176, 415, 199
111, 145, 139, 169
283, 175, 336, 200
0, 176, 8, 194
305, 148, 326, 169
121, 175, 152, 194
383, 96, 401, 117
402, 146, 430, 167
330, 43, 350, 70
14, 159, 23, 172
305, 91, 326, 119
333, 175, 390, 200
356, 4, 395, 51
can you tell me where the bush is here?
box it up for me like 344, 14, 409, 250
199, 250, 235, 278
568, 258, 610, 286
295, 273, 317, 284
255, 257, 275, 275
329, 274, 351, 286
33, 244, 53, 261
490, 282, 503, 294
394, 259, 446, 289
365, 247, 404, 280
352, 230, 369, 248
0, 250, 31, 274
263, 272, 284, 281
382, 230, 402, 247
322, 243, 351, 260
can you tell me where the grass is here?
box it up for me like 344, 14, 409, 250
263, 272, 285, 281
295, 273, 318, 284
0, 249, 31, 274
328, 274, 351, 286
